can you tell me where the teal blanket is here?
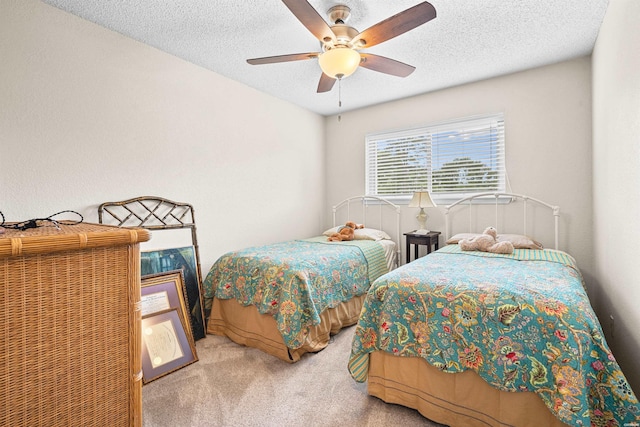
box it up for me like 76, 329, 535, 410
349, 247, 639, 426
203, 237, 388, 349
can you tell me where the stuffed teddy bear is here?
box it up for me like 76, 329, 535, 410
327, 221, 364, 242
458, 226, 514, 254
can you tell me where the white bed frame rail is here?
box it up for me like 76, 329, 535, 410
332, 195, 402, 266
443, 192, 560, 250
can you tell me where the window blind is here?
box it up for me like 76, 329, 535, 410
365, 114, 505, 201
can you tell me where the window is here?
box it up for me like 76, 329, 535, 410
365, 113, 505, 203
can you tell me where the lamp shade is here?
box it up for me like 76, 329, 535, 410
408, 191, 437, 208
318, 47, 361, 79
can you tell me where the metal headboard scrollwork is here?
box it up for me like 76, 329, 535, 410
98, 196, 206, 335
331, 195, 402, 269
443, 192, 560, 250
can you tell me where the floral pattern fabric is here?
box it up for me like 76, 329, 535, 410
203, 238, 387, 349
348, 246, 639, 427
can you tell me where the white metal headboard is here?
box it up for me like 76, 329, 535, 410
331, 195, 401, 267
443, 192, 560, 250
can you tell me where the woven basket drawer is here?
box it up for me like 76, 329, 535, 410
0, 223, 150, 427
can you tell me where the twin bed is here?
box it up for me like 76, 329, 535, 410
202, 195, 401, 362
202, 192, 638, 426
348, 193, 639, 426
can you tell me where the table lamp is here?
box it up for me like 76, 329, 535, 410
408, 191, 436, 234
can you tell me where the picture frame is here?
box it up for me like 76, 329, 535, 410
141, 270, 195, 344
141, 246, 206, 340
141, 308, 198, 384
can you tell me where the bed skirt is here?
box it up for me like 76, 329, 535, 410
367, 351, 570, 427
207, 295, 365, 363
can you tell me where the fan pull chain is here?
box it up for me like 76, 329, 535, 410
337, 77, 342, 122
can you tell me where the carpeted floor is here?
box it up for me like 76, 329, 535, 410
142, 325, 446, 426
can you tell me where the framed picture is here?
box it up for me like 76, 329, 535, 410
141, 308, 198, 384
141, 246, 206, 340
141, 270, 194, 344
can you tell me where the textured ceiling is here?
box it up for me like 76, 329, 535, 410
41, 0, 609, 116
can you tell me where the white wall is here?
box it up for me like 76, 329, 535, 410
325, 58, 594, 280
0, 0, 325, 273
592, 0, 640, 393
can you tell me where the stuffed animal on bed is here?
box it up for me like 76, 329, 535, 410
458, 226, 514, 254
327, 221, 364, 242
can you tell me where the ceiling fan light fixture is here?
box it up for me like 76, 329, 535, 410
318, 47, 360, 79
247, 1, 437, 93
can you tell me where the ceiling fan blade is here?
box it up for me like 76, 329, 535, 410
282, 0, 336, 43
317, 73, 336, 93
352, 2, 436, 49
247, 52, 320, 65
359, 53, 415, 77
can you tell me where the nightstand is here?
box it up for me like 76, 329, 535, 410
404, 230, 441, 263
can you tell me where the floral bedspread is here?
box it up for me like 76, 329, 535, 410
203, 237, 388, 349
348, 245, 639, 426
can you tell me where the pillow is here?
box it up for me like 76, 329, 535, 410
446, 233, 480, 245
322, 226, 341, 236
497, 234, 544, 250
353, 228, 391, 241
446, 232, 543, 249
322, 226, 391, 241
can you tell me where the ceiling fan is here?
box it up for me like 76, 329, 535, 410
247, 0, 437, 93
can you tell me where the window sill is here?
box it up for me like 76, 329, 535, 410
370, 194, 512, 206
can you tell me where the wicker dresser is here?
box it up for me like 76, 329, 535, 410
0, 223, 150, 427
